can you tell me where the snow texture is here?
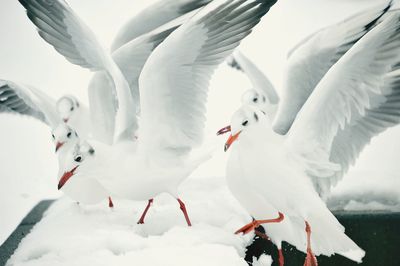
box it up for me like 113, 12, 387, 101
251, 254, 273, 266
7, 177, 255, 266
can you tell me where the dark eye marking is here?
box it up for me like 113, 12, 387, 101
70, 107, 74, 111
52, 134, 55, 139
67, 132, 72, 138
254, 113, 259, 121
242, 120, 248, 126
89, 148, 95, 155
253, 97, 258, 103
74, 155, 82, 162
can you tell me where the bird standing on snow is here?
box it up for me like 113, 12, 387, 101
56, 0, 278, 226
219, 9, 400, 266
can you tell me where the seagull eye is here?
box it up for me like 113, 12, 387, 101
67, 132, 72, 138
74, 155, 82, 162
52, 134, 55, 139
242, 120, 248, 126
70, 107, 74, 111
253, 97, 258, 103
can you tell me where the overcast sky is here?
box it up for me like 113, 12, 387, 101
1, 0, 399, 242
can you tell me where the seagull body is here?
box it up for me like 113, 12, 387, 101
220, 6, 400, 265
56, 0, 278, 225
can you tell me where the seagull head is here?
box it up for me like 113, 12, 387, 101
51, 124, 79, 152
217, 105, 265, 152
241, 89, 268, 111
56, 95, 80, 123
58, 141, 95, 190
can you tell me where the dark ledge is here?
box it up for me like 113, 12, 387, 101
1, 202, 399, 266
245, 211, 400, 266
0, 200, 54, 266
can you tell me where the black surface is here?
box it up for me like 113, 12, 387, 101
0, 200, 54, 266
245, 211, 400, 266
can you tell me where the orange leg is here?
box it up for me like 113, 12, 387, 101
108, 197, 114, 208
137, 199, 154, 224
235, 212, 284, 235
303, 221, 318, 266
177, 198, 192, 226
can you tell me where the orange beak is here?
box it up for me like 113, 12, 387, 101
55, 142, 64, 152
216, 125, 231, 136
224, 131, 241, 152
58, 166, 78, 190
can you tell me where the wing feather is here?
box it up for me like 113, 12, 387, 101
285, 12, 400, 197
273, 1, 393, 134
0, 79, 59, 127
138, 0, 276, 158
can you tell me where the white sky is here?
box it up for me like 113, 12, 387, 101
1, 0, 400, 243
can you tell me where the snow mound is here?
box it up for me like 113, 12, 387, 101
7, 177, 254, 266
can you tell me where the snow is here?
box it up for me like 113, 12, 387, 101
7, 177, 255, 266
251, 254, 273, 266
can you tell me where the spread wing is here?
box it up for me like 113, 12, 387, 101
0, 79, 59, 127
18, 0, 136, 142
110, 0, 212, 51
273, 1, 392, 135
285, 12, 400, 198
138, 0, 277, 160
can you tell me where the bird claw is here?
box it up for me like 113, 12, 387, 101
235, 221, 259, 234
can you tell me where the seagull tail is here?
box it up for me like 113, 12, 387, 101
307, 209, 365, 263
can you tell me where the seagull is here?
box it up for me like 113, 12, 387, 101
227, 50, 279, 118
0, 79, 90, 138
219, 10, 400, 265
55, 0, 278, 226
219, 0, 393, 137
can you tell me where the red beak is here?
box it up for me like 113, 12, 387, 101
224, 131, 241, 152
63, 118, 68, 123
58, 166, 78, 190
55, 142, 64, 152
216, 125, 231, 136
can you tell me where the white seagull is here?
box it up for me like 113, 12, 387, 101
56, 0, 278, 226
228, 50, 279, 118
0, 79, 91, 139
220, 10, 400, 266
218, 0, 393, 138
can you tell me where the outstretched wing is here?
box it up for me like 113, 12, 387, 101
285, 12, 400, 197
110, 0, 212, 51
138, 0, 277, 160
18, 0, 109, 71
19, 0, 136, 142
89, 18, 186, 144
0, 79, 59, 127
273, 1, 392, 135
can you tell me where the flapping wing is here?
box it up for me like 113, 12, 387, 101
88, 19, 184, 143
110, 0, 212, 51
18, 0, 109, 71
273, 1, 392, 135
19, 0, 136, 142
0, 79, 59, 127
285, 12, 400, 197
138, 0, 276, 159
228, 50, 279, 116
